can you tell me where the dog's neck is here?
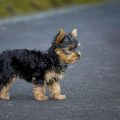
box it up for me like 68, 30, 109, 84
47, 46, 68, 72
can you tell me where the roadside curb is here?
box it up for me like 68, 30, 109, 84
0, 3, 103, 25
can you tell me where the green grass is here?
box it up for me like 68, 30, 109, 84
0, 0, 104, 18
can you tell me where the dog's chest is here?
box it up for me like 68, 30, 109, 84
44, 70, 64, 82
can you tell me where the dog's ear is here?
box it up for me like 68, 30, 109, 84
71, 29, 77, 38
55, 29, 65, 44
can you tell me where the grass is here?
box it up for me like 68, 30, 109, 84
0, 0, 104, 18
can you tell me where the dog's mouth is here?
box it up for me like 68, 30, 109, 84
70, 57, 80, 64
68, 51, 81, 64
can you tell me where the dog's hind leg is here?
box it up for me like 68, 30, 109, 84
0, 75, 16, 100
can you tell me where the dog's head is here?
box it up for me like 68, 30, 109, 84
52, 29, 81, 64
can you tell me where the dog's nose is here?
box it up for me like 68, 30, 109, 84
77, 51, 81, 58
75, 51, 81, 60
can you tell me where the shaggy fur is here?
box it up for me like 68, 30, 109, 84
0, 29, 80, 100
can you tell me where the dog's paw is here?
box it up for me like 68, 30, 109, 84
35, 96, 48, 101
0, 93, 10, 100
51, 95, 66, 100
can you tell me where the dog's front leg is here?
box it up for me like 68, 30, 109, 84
33, 84, 48, 101
32, 77, 48, 101
48, 81, 66, 100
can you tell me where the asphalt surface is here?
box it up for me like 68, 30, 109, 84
0, 2, 120, 120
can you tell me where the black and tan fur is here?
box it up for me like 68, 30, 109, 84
0, 29, 80, 100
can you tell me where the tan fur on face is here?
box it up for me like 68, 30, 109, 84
0, 76, 16, 100
55, 48, 79, 64
33, 84, 48, 100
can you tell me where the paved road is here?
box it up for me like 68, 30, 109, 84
0, 2, 120, 120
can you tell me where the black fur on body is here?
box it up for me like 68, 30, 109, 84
0, 48, 67, 88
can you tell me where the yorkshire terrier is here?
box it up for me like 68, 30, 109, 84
0, 29, 81, 100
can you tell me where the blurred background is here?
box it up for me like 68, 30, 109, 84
0, 0, 120, 120
0, 0, 104, 17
